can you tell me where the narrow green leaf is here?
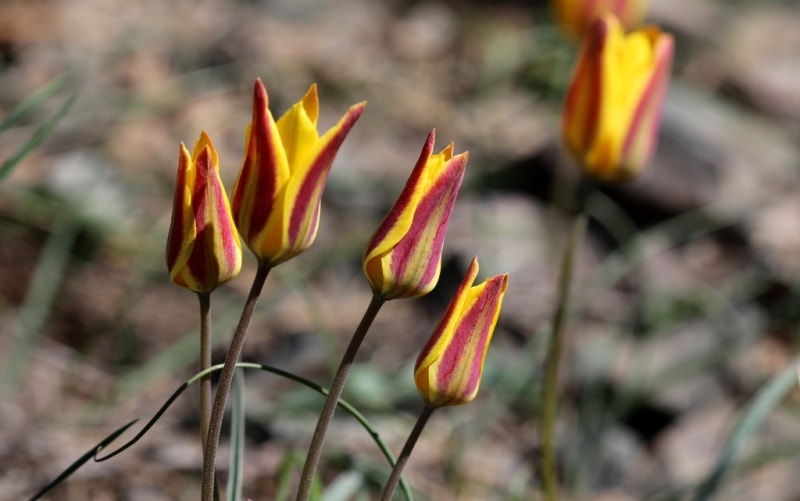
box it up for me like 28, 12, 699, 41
0, 95, 76, 182
274, 451, 300, 501
322, 471, 364, 501
0, 74, 69, 133
227, 368, 246, 501
3, 216, 77, 389
693, 356, 800, 500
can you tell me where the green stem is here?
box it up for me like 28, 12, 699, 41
379, 405, 435, 501
541, 212, 586, 501
201, 263, 271, 501
296, 293, 386, 501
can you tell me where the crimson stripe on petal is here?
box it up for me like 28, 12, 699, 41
364, 130, 435, 256
388, 158, 465, 293
288, 102, 365, 244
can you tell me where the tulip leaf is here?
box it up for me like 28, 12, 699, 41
693, 355, 800, 500
227, 368, 246, 501
0, 94, 75, 182
0, 74, 69, 134
322, 471, 365, 501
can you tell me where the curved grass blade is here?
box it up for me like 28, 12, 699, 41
26, 380, 189, 501
27, 419, 138, 501
693, 356, 800, 500
31, 362, 413, 501
246, 364, 413, 500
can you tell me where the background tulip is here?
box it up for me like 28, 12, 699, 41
562, 14, 674, 182
551, 0, 648, 39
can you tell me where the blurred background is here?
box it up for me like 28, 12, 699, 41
2, 0, 800, 499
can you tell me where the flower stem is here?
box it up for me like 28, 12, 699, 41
541, 211, 586, 501
197, 292, 212, 451
379, 404, 435, 501
296, 293, 386, 501
201, 263, 271, 501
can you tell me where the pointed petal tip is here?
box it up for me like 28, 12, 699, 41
656, 32, 675, 63
420, 129, 437, 156
496, 273, 510, 293
466, 256, 480, 278
349, 100, 367, 115
254, 78, 268, 108
344, 100, 367, 122
198, 130, 213, 148
440, 142, 455, 159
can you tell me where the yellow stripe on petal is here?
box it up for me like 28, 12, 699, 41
277, 85, 322, 176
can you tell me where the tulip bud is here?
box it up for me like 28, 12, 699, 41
414, 257, 508, 407
232, 79, 366, 266
166, 131, 242, 293
562, 14, 673, 182
362, 130, 468, 300
551, 0, 647, 39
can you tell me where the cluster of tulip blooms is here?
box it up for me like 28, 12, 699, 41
161, 0, 673, 499
166, 78, 508, 500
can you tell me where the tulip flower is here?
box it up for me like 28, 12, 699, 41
166, 131, 242, 293
562, 14, 673, 182
551, 0, 647, 39
362, 130, 468, 300
414, 257, 508, 407
232, 79, 366, 266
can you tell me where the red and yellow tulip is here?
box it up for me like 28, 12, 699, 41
232, 79, 366, 266
166, 131, 242, 293
414, 257, 508, 407
562, 14, 673, 182
362, 130, 468, 300
551, 0, 647, 39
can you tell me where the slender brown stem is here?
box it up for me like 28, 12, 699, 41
198, 292, 212, 451
201, 263, 271, 501
541, 212, 586, 501
379, 405, 435, 501
198, 292, 222, 501
296, 293, 386, 501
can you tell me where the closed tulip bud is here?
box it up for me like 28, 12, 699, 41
414, 258, 508, 407
362, 130, 468, 300
232, 79, 366, 266
166, 131, 242, 293
551, 0, 647, 39
562, 14, 673, 182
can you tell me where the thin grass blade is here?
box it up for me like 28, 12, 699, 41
693, 356, 800, 500
227, 368, 246, 501
0, 74, 69, 133
0, 95, 76, 182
